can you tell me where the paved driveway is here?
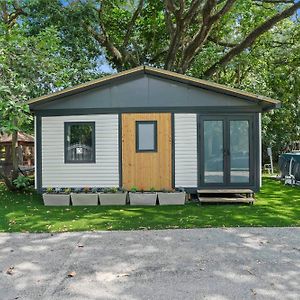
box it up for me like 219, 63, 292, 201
1, 228, 300, 300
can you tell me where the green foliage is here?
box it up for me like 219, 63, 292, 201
46, 187, 54, 194
12, 176, 32, 190
109, 187, 118, 194
102, 187, 120, 193
83, 187, 91, 194
130, 186, 138, 193
64, 188, 71, 194
190, 19, 300, 161
149, 187, 156, 193
91, 187, 98, 194
0, 178, 299, 232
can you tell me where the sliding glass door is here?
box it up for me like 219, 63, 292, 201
199, 116, 252, 187
203, 120, 224, 184
230, 120, 250, 183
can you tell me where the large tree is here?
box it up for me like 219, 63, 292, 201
0, 0, 97, 189
26, 0, 300, 75
190, 16, 300, 158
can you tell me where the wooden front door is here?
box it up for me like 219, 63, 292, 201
122, 113, 172, 191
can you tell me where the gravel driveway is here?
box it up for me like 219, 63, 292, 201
1, 228, 300, 300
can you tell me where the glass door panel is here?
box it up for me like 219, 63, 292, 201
230, 120, 250, 183
204, 120, 224, 183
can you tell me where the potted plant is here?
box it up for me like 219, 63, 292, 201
99, 187, 127, 205
43, 187, 70, 206
158, 188, 186, 205
129, 186, 157, 206
71, 187, 99, 206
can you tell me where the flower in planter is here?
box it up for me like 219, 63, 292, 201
91, 187, 98, 193
150, 187, 156, 193
102, 187, 126, 194
46, 187, 54, 194
130, 186, 138, 193
74, 188, 81, 194
109, 187, 118, 194
83, 187, 91, 194
64, 188, 71, 194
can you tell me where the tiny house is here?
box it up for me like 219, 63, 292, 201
28, 66, 280, 193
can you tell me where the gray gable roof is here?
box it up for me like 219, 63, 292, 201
28, 66, 280, 112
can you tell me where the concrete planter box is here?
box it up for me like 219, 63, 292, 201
43, 194, 70, 206
158, 192, 186, 205
99, 193, 127, 205
129, 192, 157, 206
71, 193, 99, 206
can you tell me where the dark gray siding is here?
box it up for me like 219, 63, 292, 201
32, 74, 261, 112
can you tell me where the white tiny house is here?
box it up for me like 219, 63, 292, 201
28, 66, 280, 193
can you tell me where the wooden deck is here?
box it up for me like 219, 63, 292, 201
197, 188, 255, 204
197, 189, 254, 194
198, 197, 255, 204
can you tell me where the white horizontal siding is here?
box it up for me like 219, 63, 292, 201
174, 114, 197, 187
42, 114, 119, 188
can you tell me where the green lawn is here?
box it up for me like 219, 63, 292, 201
0, 178, 299, 232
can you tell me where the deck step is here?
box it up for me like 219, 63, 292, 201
198, 197, 255, 204
197, 189, 254, 194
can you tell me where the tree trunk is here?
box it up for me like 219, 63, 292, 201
0, 171, 16, 190
11, 129, 19, 182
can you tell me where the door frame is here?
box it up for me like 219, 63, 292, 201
120, 112, 173, 190
197, 114, 254, 188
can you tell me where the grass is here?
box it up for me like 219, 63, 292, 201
0, 178, 299, 233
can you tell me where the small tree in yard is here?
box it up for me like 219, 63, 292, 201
0, 93, 32, 190
0, 1, 97, 190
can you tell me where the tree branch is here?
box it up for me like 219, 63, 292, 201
210, 0, 236, 22
0, 0, 27, 28
179, 0, 237, 73
164, 0, 187, 70
123, 0, 144, 48
204, 1, 300, 77
182, 0, 203, 24
96, 4, 123, 66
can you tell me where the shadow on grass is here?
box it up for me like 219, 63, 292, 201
0, 178, 299, 232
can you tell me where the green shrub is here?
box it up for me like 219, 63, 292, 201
64, 188, 71, 194
46, 187, 54, 194
109, 187, 118, 193
13, 176, 32, 190
83, 187, 90, 193
130, 186, 138, 193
